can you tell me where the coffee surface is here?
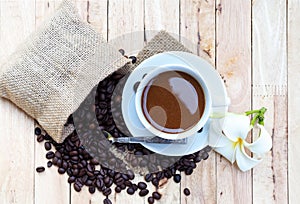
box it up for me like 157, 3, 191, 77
142, 71, 205, 133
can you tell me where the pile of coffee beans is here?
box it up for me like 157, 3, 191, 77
35, 70, 211, 204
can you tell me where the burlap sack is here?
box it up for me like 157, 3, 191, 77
0, 0, 128, 142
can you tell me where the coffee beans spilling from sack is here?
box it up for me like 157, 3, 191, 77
35, 71, 211, 204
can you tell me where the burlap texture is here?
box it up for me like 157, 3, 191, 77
0, 0, 128, 143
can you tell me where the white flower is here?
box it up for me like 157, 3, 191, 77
208, 113, 272, 172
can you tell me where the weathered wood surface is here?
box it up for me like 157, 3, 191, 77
0, 0, 292, 203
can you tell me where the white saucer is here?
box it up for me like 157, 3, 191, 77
121, 51, 230, 156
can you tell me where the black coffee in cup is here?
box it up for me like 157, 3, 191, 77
141, 71, 205, 134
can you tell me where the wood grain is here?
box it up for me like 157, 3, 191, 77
252, 0, 288, 203
0, 1, 35, 204
216, 0, 252, 203
144, 0, 179, 40
144, 1, 182, 204
180, 1, 216, 204
288, 0, 300, 203
108, 1, 145, 204
34, 2, 71, 203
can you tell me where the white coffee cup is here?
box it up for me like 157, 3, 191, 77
135, 64, 212, 140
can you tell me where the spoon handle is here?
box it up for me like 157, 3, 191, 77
112, 136, 188, 144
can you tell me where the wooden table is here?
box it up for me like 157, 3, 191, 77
0, 0, 298, 203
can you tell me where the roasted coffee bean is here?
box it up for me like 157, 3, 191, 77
185, 167, 193, 175
115, 186, 122, 193
58, 168, 66, 174
119, 183, 126, 190
36, 166, 45, 173
103, 198, 112, 204
69, 151, 78, 156
138, 182, 147, 190
74, 183, 81, 192
145, 173, 153, 182
62, 161, 68, 169
183, 188, 190, 196
194, 155, 202, 163
127, 187, 135, 195
139, 189, 149, 197
47, 161, 53, 168
152, 192, 161, 200
57, 159, 63, 168
37, 135, 44, 142
152, 178, 159, 187
129, 56, 137, 63
35, 127, 42, 135
118, 49, 125, 55
173, 174, 181, 183
44, 142, 51, 151
72, 168, 79, 176
197, 127, 203, 133
202, 152, 209, 160
68, 176, 76, 184
54, 151, 62, 158
46, 151, 55, 159
89, 186, 96, 194
164, 170, 172, 179
103, 187, 112, 196
96, 179, 104, 188
126, 170, 135, 180
148, 196, 154, 204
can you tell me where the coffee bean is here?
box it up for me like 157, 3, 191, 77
46, 151, 55, 159
173, 174, 181, 183
96, 179, 104, 188
145, 173, 153, 182
58, 168, 66, 174
44, 142, 52, 151
62, 161, 68, 169
197, 127, 203, 133
127, 187, 135, 195
148, 196, 154, 204
152, 178, 159, 187
115, 186, 122, 193
139, 189, 149, 197
138, 182, 147, 190
129, 56, 137, 63
202, 152, 209, 160
68, 176, 76, 184
89, 186, 96, 194
35, 127, 42, 135
118, 49, 125, 55
152, 192, 161, 200
103, 198, 112, 204
47, 161, 53, 168
183, 188, 190, 196
36, 166, 45, 173
185, 167, 193, 175
37, 135, 44, 142
103, 187, 112, 196
74, 183, 81, 192
69, 150, 78, 156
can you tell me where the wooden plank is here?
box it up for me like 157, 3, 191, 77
34, 1, 71, 204
144, 0, 180, 41
0, 1, 35, 203
180, 1, 216, 204
180, 0, 215, 63
108, 0, 144, 56
143, 1, 181, 204
70, 1, 109, 203
108, 0, 145, 203
216, 0, 252, 203
252, 0, 288, 203
288, 0, 300, 203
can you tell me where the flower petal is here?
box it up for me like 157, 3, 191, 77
214, 141, 236, 163
223, 114, 251, 141
236, 144, 262, 172
244, 124, 272, 155
209, 118, 228, 147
